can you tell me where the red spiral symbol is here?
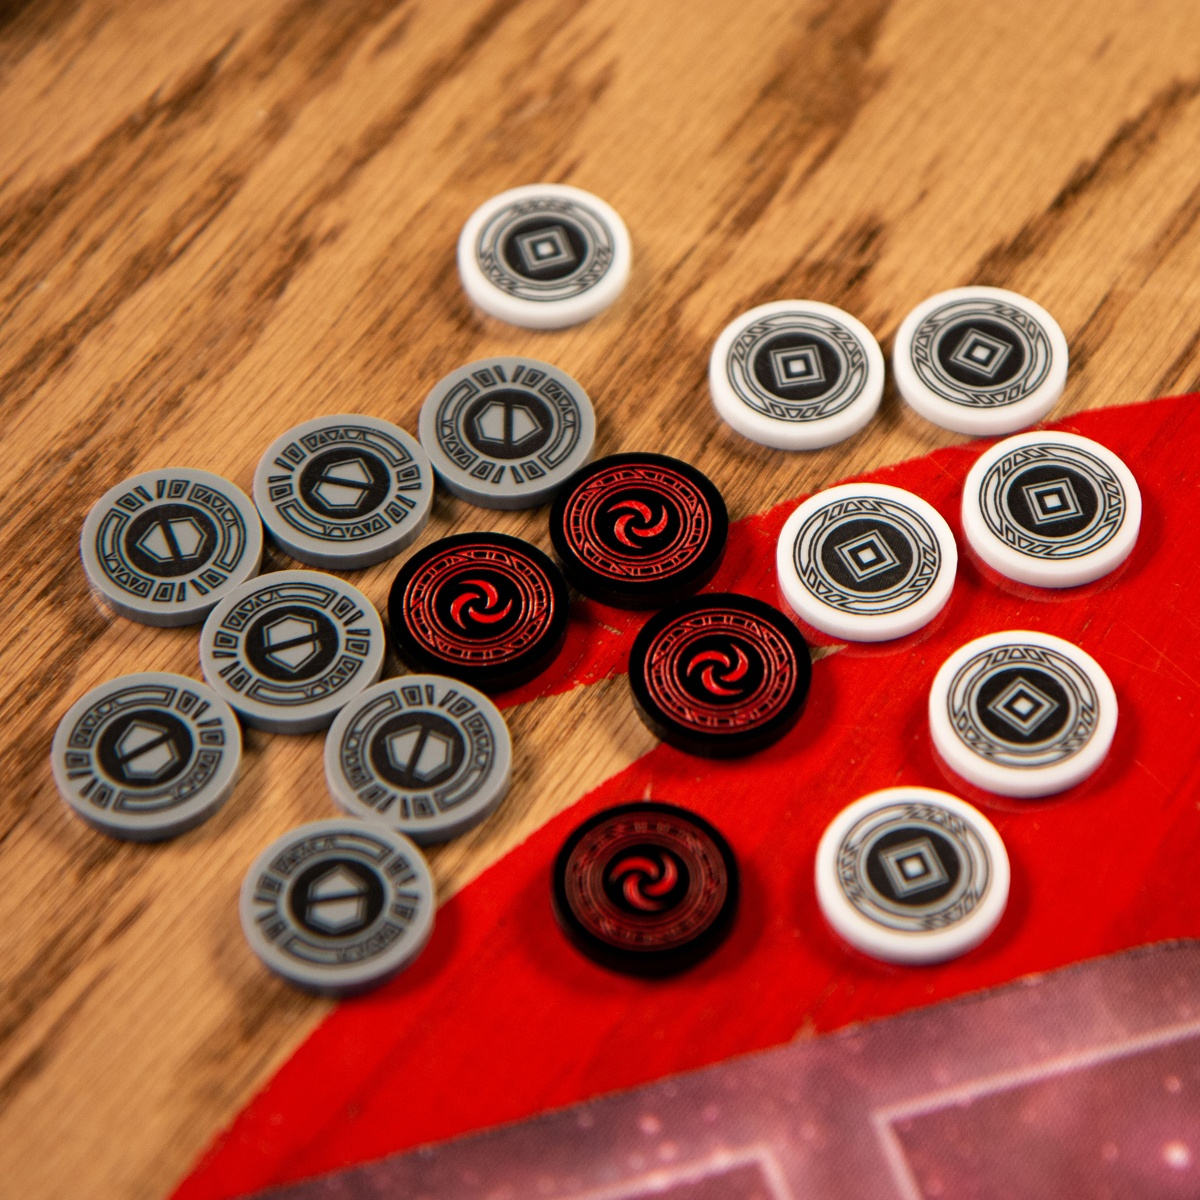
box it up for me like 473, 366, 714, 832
448, 577, 513, 629
610, 852, 679, 912
610, 499, 669, 548
686, 644, 750, 697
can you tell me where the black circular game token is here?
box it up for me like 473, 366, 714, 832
548, 453, 729, 609
388, 532, 570, 693
628, 592, 812, 757
552, 802, 739, 976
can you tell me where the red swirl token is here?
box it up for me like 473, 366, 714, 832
552, 802, 739, 975
628, 592, 812, 757
388, 532, 570, 693
549, 453, 728, 608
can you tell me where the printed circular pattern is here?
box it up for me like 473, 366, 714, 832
708, 300, 884, 449
199, 569, 385, 733
962, 431, 1141, 588
893, 287, 1068, 435
239, 818, 435, 996
776, 483, 957, 642
388, 533, 570, 693
458, 183, 631, 328
418, 357, 596, 510
253, 414, 433, 568
815, 787, 1010, 964
628, 592, 812, 758
549, 453, 729, 608
51, 671, 241, 841
324, 675, 512, 845
552, 802, 739, 975
80, 468, 262, 626
929, 630, 1117, 797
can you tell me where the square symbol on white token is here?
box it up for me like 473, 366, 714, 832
949, 328, 1012, 379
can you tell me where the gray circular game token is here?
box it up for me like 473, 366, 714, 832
324, 675, 512, 844
418, 357, 596, 509
252, 414, 434, 569
80, 468, 263, 626
239, 818, 436, 996
50, 672, 241, 841
199, 569, 385, 733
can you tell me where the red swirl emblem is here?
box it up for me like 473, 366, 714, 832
448, 578, 513, 629
609, 852, 679, 911
686, 645, 749, 697
610, 499, 669, 548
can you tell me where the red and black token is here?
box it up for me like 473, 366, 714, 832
551, 802, 739, 976
548, 453, 728, 609
628, 592, 812, 757
387, 532, 570, 693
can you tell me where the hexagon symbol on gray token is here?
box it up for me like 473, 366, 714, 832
126, 502, 218, 577
246, 605, 338, 680
290, 858, 385, 938
372, 713, 464, 790
299, 448, 390, 519
466, 389, 554, 460
98, 709, 193, 787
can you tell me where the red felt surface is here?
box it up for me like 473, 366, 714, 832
176, 395, 1200, 1200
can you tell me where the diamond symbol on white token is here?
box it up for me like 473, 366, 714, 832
263, 616, 321, 672
880, 836, 949, 897
835, 531, 900, 582
770, 345, 824, 389
312, 458, 373, 511
988, 675, 1059, 735
950, 328, 1012, 379
1023, 476, 1084, 525
306, 865, 369, 934
116, 720, 181, 780
515, 226, 575, 272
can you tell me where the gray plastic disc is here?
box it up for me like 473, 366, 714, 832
199, 569, 385, 733
252, 414, 434, 569
239, 817, 435, 996
79, 468, 263, 627
418, 357, 596, 509
50, 672, 241, 841
324, 674, 512, 844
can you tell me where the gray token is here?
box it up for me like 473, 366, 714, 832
239, 818, 435, 996
324, 675, 512, 845
50, 672, 241, 841
252, 414, 434, 569
199, 569, 385, 733
80, 468, 263, 626
418, 357, 596, 509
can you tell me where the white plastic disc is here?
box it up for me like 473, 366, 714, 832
893, 286, 1069, 435
457, 183, 631, 329
253, 414, 433, 569
929, 629, 1117, 798
240, 818, 435, 996
324, 675, 512, 845
962, 430, 1141, 588
815, 786, 1010, 964
708, 300, 884, 449
776, 482, 958, 642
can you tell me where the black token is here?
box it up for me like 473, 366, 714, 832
548, 453, 729, 609
388, 532, 570, 693
628, 592, 812, 758
552, 802, 739, 976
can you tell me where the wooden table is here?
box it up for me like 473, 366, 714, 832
4, 2, 1200, 1196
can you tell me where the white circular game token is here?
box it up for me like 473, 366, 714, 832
962, 430, 1141, 588
929, 629, 1117, 798
893, 286, 1069, 435
51, 672, 241, 841
419, 357, 596, 509
239, 818, 435, 996
253, 414, 433, 569
776, 483, 957, 641
324, 675, 512, 845
80, 468, 262, 626
199, 569, 385, 733
815, 786, 1010, 964
708, 300, 884, 449
457, 183, 631, 328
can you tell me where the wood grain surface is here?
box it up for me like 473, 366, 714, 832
3, 2, 1200, 1197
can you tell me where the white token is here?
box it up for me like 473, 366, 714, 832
457, 183, 631, 329
51, 672, 241, 841
708, 300, 884, 449
80, 468, 262, 626
929, 629, 1117, 798
815, 786, 1010, 964
419, 357, 596, 509
240, 818, 435, 996
776, 482, 957, 642
962, 430, 1141, 588
253, 414, 433, 569
325, 675, 512, 845
199, 569, 385, 733
893, 286, 1069, 436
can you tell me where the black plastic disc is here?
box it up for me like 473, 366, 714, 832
548, 453, 728, 609
551, 801, 740, 976
628, 591, 812, 758
388, 532, 570, 693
